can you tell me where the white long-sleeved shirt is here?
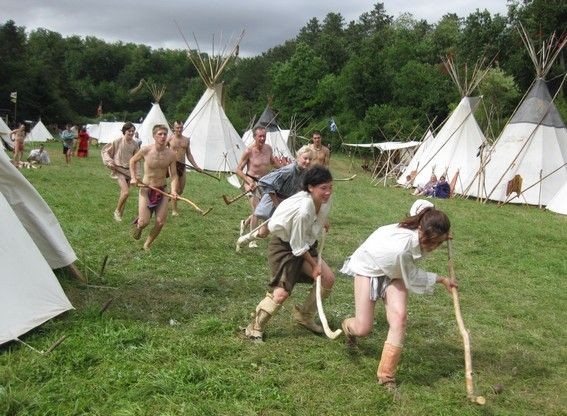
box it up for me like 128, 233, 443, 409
268, 191, 331, 256
341, 223, 437, 295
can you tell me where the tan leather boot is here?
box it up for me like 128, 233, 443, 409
377, 342, 403, 390
293, 286, 331, 334
245, 293, 281, 341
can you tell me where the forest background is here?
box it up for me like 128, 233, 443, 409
1, 0, 565, 149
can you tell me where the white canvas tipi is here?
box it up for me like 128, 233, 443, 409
27, 119, 53, 142
0, 192, 73, 346
139, 103, 172, 147
182, 32, 246, 172
0, 116, 11, 149
463, 28, 567, 205
397, 129, 435, 186
547, 182, 567, 215
0, 147, 77, 269
130, 81, 172, 147
242, 104, 293, 159
409, 57, 489, 194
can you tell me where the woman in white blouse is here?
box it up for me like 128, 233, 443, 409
245, 166, 335, 342
340, 205, 457, 390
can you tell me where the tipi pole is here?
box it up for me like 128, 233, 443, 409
538, 169, 543, 209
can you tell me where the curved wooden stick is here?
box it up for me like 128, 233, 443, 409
315, 230, 342, 340
448, 240, 485, 405
139, 182, 212, 216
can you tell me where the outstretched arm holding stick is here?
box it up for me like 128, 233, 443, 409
244, 166, 336, 342
129, 124, 180, 251
340, 202, 457, 392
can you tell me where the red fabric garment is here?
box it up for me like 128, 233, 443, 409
77, 131, 89, 157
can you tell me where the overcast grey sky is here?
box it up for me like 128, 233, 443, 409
3, 0, 509, 56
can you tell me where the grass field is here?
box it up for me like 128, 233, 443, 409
1, 142, 566, 415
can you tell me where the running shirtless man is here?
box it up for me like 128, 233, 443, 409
236, 126, 281, 246
167, 121, 202, 216
129, 124, 179, 251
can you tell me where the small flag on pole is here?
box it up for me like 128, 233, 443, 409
10, 92, 17, 104
329, 117, 337, 133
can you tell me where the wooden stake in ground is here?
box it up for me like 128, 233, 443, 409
447, 240, 486, 405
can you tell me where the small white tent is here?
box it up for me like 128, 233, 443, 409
130, 81, 172, 147
89, 122, 123, 144
0, 147, 77, 269
182, 32, 246, 172
27, 119, 53, 142
139, 103, 172, 147
462, 27, 567, 205
242, 104, 293, 159
88, 122, 142, 144
342, 141, 420, 186
0, 192, 73, 346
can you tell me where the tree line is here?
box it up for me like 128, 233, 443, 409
0, 0, 565, 148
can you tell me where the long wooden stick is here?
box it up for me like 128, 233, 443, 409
181, 163, 220, 181
315, 230, 342, 340
447, 240, 486, 405
138, 182, 212, 216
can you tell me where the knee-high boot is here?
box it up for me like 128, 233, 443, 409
245, 292, 281, 341
293, 286, 331, 334
376, 342, 403, 389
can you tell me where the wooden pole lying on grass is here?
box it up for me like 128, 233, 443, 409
447, 240, 486, 405
138, 182, 212, 216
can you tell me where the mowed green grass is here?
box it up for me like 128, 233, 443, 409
1, 142, 566, 416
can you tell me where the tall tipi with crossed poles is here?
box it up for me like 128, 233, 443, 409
462, 25, 567, 206
182, 32, 246, 172
408, 56, 490, 195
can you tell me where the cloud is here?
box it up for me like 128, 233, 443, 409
2, 0, 508, 56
